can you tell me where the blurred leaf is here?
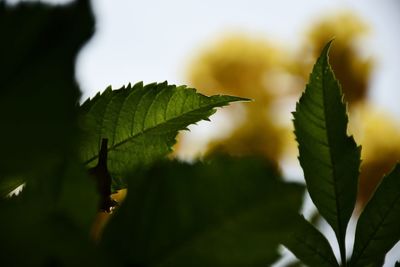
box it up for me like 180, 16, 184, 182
350, 164, 400, 267
0, 176, 24, 198
79, 82, 248, 188
285, 261, 305, 267
0, 158, 103, 266
0, 202, 94, 266
56, 161, 99, 231
293, 41, 361, 260
0, 0, 94, 185
0, 1, 102, 265
283, 215, 338, 267
101, 157, 304, 266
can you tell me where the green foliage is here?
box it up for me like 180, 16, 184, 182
1, 1, 304, 266
101, 157, 304, 266
284, 215, 338, 267
351, 164, 400, 266
293, 40, 361, 261
0, 160, 103, 266
0, 0, 93, 179
0, 1, 102, 265
79, 82, 247, 189
285, 41, 400, 266
1, 1, 399, 266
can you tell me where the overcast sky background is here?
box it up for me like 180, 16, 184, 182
75, 0, 400, 119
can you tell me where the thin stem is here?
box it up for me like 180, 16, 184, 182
89, 138, 117, 212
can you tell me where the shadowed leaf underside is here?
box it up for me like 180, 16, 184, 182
293, 41, 361, 260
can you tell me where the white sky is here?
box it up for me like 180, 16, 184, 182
76, 0, 400, 119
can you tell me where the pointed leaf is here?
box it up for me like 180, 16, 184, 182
293, 41, 361, 258
283, 215, 339, 267
101, 157, 305, 266
79, 82, 248, 185
351, 164, 400, 267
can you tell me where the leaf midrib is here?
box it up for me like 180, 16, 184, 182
83, 99, 228, 166
320, 59, 346, 260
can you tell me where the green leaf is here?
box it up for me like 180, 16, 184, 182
101, 157, 305, 266
293, 41, 361, 260
79, 82, 247, 186
350, 164, 400, 267
283, 215, 339, 267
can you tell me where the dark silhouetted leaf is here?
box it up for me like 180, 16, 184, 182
0, 1, 103, 265
350, 164, 400, 267
0, 157, 104, 266
79, 82, 248, 188
0, 0, 94, 186
285, 261, 304, 267
283, 215, 338, 267
101, 157, 304, 266
293, 41, 361, 260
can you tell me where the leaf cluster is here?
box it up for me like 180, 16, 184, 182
0, 1, 304, 266
284, 41, 400, 266
1, 1, 398, 266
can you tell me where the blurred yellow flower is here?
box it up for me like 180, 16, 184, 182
349, 104, 400, 209
301, 12, 372, 105
176, 12, 399, 203
187, 34, 292, 103
181, 34, 302, 165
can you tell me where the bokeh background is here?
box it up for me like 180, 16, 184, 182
7, 0, 400, 265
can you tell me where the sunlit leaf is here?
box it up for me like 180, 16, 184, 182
79, 82, 248, 188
